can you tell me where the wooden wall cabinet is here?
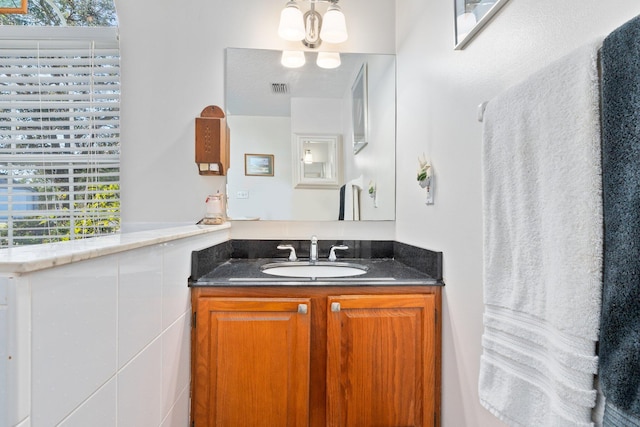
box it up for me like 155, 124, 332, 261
195, 105, 230, 175
191, 286, 441, 427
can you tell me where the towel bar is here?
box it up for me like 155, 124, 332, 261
478, 101, 488, 122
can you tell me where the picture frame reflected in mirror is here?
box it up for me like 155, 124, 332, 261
244, 154, 274, 177
351, 63, 368, 155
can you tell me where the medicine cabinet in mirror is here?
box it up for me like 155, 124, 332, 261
293, 134, 341, 189
225, 48, 396, 221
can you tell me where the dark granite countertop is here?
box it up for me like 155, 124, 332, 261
189, 240, 444, 287
191, 257, 442, 287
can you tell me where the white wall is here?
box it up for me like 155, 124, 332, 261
115, 0, 395, 230
395, 2, 640, 426
227, 115, 293, 220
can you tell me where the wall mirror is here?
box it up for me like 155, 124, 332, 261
225, 48, 396, 221
454, 0, 510, 49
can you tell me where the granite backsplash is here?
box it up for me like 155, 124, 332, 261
191, 239, 442, 282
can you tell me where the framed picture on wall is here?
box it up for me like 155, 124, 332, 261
244, 154, 274, 176
454, 0, 510, 49
0, 0, 28, 14
351, 62, 368, 155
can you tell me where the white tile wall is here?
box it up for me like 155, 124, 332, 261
57, 379, 117, 427
117, 339, 163, 427
160, 312, 191, 419
14, 418, 29, 427
160, 240, 192, 331
0, 277, 8, 426
160, 385, 190, 427
4, 276, 31, 427
3, 228, 230, 426
118, 246, 163, 368
30, 257, 119, 425
161, 233, 223, 329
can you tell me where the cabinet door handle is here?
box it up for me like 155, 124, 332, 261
298, 303, 308, 314
331, 302, 341, 312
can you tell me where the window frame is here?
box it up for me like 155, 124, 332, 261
0, 26, 121, 248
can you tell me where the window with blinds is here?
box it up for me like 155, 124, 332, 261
0, 27, 120, 248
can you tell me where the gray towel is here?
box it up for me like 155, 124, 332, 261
603, 402, 640, 427
600, 13, 640, 423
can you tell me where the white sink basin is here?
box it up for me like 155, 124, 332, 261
261, 261, 368, 278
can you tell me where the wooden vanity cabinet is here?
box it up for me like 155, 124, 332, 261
191, 286, 441, 427
326, 294, 438, 427
191, 297, 311, 426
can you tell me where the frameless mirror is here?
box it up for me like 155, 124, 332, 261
454, 0, 510, 49
225, 48, 396, 221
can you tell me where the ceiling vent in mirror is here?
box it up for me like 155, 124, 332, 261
271, 83, 290, 94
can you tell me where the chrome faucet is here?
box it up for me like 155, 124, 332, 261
328, 244, 349, 261
310, 235, 318, 263
277, 244, 297, 261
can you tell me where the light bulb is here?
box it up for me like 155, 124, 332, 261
320, 4, 348, 44
278, 1, 305, 41
316, 52, 341, 69
281, 50, 306, 68
303, 149, 313, 164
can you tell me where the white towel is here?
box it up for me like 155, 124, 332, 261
344, 175, 363, 220
480, 40, 603, 427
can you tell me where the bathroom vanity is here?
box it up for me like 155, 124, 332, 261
189, 240, 443, 427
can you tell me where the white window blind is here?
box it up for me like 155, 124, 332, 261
0, 28, 120, 248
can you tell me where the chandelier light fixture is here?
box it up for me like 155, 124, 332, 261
278, 0, 347, 68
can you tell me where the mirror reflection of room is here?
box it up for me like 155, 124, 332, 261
225, 48, 396, 221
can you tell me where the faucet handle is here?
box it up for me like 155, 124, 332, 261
277, 244, 297, 261
328, 245, 349, 261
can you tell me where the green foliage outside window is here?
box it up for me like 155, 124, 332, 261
0, 0, 117, 26
0, 181, 120, 246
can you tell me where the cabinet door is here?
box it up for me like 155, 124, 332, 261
193, 297, 311, 427
326, 294, 437, 427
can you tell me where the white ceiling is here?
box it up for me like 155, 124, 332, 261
225, 48, 368, 117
